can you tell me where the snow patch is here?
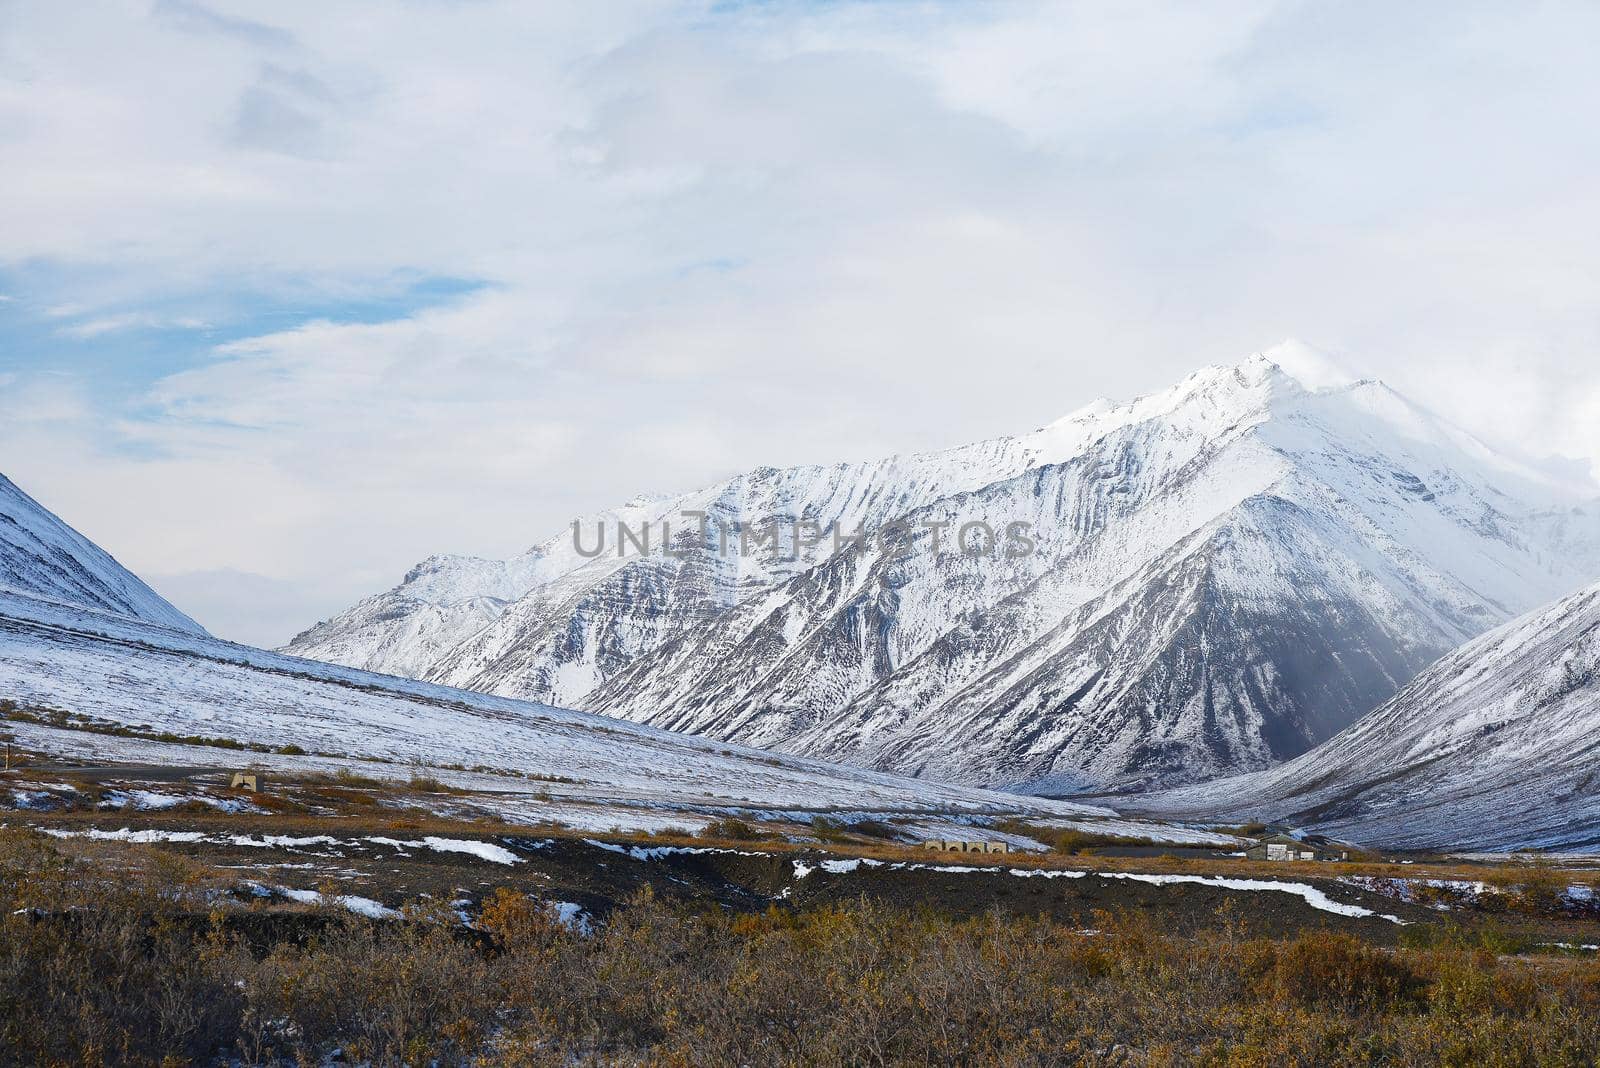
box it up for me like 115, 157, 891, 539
419, 837, 523, 865
276, 887, 400, 920
582, 839, 767, 862
226, 834, 339, 849
1101, 872, 1405, 924
547, 901, 593, 935
42, 827, 206, 844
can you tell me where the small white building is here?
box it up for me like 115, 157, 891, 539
1244, 833, 1345, 862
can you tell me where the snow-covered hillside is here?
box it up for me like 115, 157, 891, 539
1130, 578, 1600, 850
0, 587, 1108, 822
287, 345, 1600, 792
0, 473, 203, 635
285, 405, 1138, 701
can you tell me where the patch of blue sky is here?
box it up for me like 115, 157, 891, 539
0, 267, 487, 399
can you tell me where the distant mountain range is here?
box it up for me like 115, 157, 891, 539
10, 340, 1600, 849
286, 343, 1600, 793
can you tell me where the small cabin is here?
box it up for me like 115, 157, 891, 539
230, 771, 261, 793
1244, 833, 1345, 862
922, 839, 1009, 855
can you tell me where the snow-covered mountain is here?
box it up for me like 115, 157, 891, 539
0, 473, 203, 634
0, 472, 1117, 824
287, 407, 1134, 699
288, 345, 1600, 792
1132, 577, 1600, 850
0, 587, 1108, 824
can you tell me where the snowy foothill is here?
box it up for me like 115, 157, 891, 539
1135, 577, 1600, 850
0, 473, 205, 635
0, 586, 1112, 833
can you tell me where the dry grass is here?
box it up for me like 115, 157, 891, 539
5, 824, 1600, 1067
11, 763, 1599, 942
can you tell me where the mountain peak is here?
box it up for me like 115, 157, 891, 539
1254, 339, 1363, 393
285, 350, 1600, 798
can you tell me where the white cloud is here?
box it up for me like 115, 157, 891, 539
2, 0, 1600, 643
0, 372, 94, 425
55, 312, 208, 338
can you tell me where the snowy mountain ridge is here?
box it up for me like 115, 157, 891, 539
287, 345, 1600, 793
0, 473, 203, 635
284, 383, 1139, 694
0, 584, 1114, 825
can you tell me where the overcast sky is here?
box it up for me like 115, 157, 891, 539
3, 0, 1600, 646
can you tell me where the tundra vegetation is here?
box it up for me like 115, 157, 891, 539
4, 828, 1600, 1066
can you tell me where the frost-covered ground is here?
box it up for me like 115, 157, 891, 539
0, 588, 1279, 843
0, 589, 1103, 819
1336, 875, 1599, 918
42, 826, 533, 866
584, 847, 1404, 924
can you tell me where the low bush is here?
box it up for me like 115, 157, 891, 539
700, 816, 771, 841
331, 767, 387, 789
6, 827, 1600, 1065
843, 818, 900, 840
810, 815, 850, 842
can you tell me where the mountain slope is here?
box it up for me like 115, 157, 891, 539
1131, 578, 1600, 850
285, 398, 1143, 704
0, 478, 1129, 826
287, 347, 1600, 792
586, 356, 1600, 790
0, 473, 203, 634
775, 495, 1453, 792
0, 586, 1109, 822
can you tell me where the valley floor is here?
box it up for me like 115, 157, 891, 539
6, 755, 1600, 1065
